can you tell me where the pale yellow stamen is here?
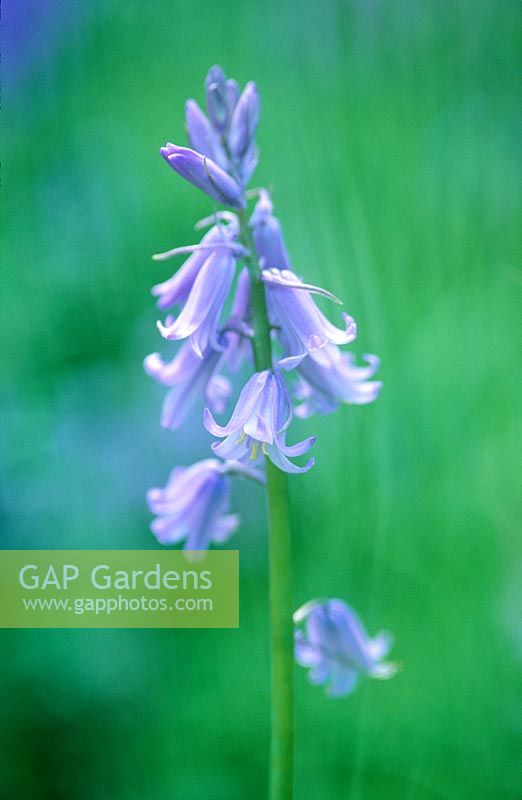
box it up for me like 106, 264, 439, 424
250, 442, 259, 461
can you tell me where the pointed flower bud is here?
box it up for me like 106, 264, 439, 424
185, 99, 229, 170
250, 190, 291, 271
160, 143, 245, 208
228, 81, 260, 159
205, 65, 233, 132
294, 599, 397, 697
204, 370, 315, 474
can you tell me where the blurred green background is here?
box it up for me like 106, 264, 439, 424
2, 1, 521, 798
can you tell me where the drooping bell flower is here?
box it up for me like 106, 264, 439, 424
262, 268, 357, 369
144, 340, 231, 431
147, 459, 263, 550
291, 347, 382, 417
294, 599, 397, 697
157, 250, 235, 358
203, 370, 315, 474
151, 221, 241, 311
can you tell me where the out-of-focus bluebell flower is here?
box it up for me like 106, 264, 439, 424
263, 268, 357, 369
294, 599, 397, 697
147, 458, 263, 550
144, 341, 231, 431
291, 347, 382, 417
250, 190, 291, 271
160, 143, 245, 208
204, 370, 315, 474
151, 221, 242, 311
185, 99, 229, 170
157, 250, 236, 358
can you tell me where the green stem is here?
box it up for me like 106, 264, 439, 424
237, 208, 294, 800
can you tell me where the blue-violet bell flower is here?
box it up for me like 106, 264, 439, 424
203, 370, 316, 474
147, 458, 263, 550
292, 347, 382, 417
151, 221, 242, 311
160, 143, 245, 208
157, 249, 236, 358
144, 341, 231, 431
294, 598, 397, 697
262, 268, 357, 370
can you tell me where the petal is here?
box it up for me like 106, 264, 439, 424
150, 516, 187, 545
203, 370, 270, 436
367, 631, 393, 661
266, 444, 315, 474
327, 666, 359, 697
262, 268, 342, 303
295, 631, 322, 667
212, 513, 240, 543
369, 662, 398, 680
278, 434, 316, 457
243, 372, 280, 443
152, 248, 209, 310
222, 459, 266, 485
315, 311, 357, 347
205, 373, 232, 415
211, 435, 250, 461
308, 662, 331, 686
158, 252, 234, 343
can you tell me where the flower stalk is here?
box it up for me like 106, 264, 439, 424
237, 208, 294, 800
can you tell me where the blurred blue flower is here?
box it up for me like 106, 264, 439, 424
144, 341, 231, 431
292, 347, 382, 417
204, 370, 315, 474
147, 458, 263, 550
294, 599, 397, 697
